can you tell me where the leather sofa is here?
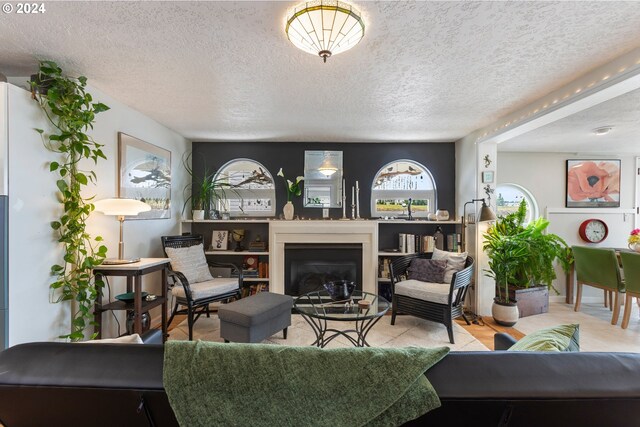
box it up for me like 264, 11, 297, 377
1, 338, 640, 426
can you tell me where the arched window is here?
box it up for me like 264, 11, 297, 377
214, 159, 276, 217
370, 160, 437, 218
495, 183, 539, 224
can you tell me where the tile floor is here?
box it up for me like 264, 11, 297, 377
515, 301, 640, 352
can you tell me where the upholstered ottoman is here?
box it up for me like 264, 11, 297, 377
218, 292, 293, 343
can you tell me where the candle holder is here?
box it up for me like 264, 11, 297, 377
341, 179, 348, 220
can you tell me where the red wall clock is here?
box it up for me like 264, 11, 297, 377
578, 219, 608, 243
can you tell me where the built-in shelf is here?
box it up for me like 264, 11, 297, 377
182, 219, 271, 224
183, 219, 461, 224
242, 277, 270, 282
378, 251, 438, 257
205, 251, 269, 256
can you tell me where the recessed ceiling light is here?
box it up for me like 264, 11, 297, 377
592, 126, 613, 136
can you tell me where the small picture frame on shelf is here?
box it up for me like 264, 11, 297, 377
481, 170, 494, 184
210, 230, 229, 251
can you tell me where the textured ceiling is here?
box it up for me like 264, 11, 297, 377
498, 88, 640, 154
2, 1, 640, 142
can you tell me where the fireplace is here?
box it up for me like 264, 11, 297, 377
269, 220, 377, 294
285, 243, 363, 296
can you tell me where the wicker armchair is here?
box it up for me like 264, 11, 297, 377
390, 252, 474, 344
161, 235, 242, 340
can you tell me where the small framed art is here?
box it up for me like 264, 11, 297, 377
566, 159, 620, 208
481, 170, 494, 184
210, 230, 229, 251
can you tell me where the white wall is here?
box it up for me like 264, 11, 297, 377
5, 82, 190, 344
456, 136, 498, 316
498, 151, 636, 300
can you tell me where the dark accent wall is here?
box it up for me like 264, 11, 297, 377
192, 142, 455, 219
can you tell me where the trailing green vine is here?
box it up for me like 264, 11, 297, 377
32, 60, 110, 340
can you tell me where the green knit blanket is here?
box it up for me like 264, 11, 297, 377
163, 341, 449, 427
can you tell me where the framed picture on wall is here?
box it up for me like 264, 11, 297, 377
118, 132, 171, 219
481, 170, 494, 183
210, 230, 229, 251
566, 159, 620, 208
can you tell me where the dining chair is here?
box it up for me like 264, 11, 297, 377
572, 246, 625, 325
619, 251, 640, 329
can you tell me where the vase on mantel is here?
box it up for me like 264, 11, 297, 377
283, 201, 294, 220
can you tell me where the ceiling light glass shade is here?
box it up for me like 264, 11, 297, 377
93, 198, 151, 216
286, 0, 365, 63
318, 157, 338, 176
318, 166, 338, 176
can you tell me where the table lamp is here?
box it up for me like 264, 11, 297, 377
93, 198, 151, 264
461, 198, 496, 252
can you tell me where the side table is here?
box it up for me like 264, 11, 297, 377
93, 258, 170, 341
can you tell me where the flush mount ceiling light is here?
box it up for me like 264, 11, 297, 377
318, 157, 338, 176
285, 0, 365, 63
593, 126, 613, 136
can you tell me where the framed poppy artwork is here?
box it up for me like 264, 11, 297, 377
566, 159, 620, 208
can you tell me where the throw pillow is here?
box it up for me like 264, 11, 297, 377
431, 248, 468, 284
508, 324, 580, 352
407, 259, 447, 283
81, 334, 143, 344
165, 243, 214, 284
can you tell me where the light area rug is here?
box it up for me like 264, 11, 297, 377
168, 313, 489, 351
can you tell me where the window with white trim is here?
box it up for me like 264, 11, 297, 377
495, 183, 539, 224
214, 159, 275, 217
370, 160, 437, 218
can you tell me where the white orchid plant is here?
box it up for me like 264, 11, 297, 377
277, 168, 304, 202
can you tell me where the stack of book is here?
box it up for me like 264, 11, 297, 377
379, 258, 391, 279
398, 234, 435, 253
258, 261, 269, 278
241, 283, 269, 298
232, 269, 259, 279
447, 233, 462, 252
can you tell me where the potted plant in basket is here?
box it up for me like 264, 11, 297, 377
483, 200, 572, 325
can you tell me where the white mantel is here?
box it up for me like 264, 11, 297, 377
268, 221, 379, 294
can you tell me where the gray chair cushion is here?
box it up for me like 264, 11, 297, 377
218, 292, 293, 327
171, 278, 238, 300
395, 279, 452, 304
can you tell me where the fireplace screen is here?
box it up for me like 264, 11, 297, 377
285, 244, 362, 296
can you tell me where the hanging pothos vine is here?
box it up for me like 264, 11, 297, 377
32, 60, 110, 340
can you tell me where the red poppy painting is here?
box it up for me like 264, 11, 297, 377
566, 159, 620, 207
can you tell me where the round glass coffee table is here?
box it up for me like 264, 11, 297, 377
293, 290, 390, 348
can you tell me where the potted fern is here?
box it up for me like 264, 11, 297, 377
483, 200, 572, 325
